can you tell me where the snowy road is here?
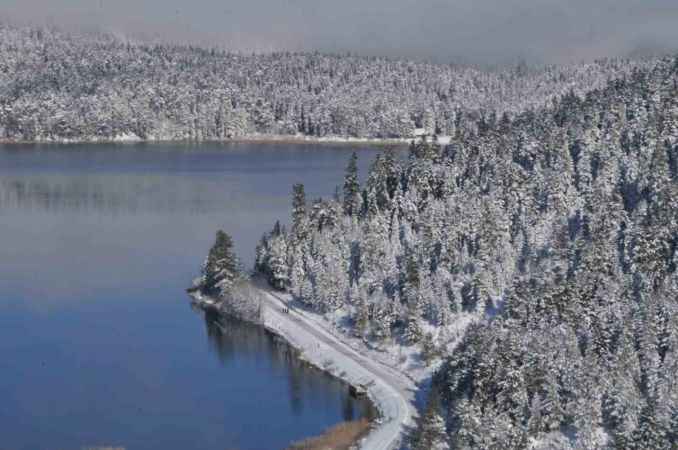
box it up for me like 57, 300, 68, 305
253, 280, 417, 450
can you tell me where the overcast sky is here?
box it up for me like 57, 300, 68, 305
1, 0, 677, 64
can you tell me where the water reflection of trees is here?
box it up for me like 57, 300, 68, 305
0, 176, 233, 214
202, 310, 375, 422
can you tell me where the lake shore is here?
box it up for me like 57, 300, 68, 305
188, 278, 418, 450
0, 131, 456, 148
0, 134, 418, 147
285, 418, 372, 450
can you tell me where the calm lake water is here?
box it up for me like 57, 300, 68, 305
0, 142, 389, 450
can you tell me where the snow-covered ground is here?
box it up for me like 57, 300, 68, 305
255, 285, 416, 450
191, 283, 415, 449
191, 277, 474, 449
9, 132, 452, 146
192, 277, 475, 450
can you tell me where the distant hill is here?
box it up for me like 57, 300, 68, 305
0, 23, 660, 143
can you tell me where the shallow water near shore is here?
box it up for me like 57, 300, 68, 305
0, 142, 391, 450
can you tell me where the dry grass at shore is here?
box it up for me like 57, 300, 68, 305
286, 418, 372, 450
82, 447, 125, 450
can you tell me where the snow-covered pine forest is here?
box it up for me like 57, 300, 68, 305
254, 56, 678, 448
0, 23, 660, 142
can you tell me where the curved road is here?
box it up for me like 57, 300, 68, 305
255, 282, 416, 450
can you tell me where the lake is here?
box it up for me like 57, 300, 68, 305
0, 142, 392, 450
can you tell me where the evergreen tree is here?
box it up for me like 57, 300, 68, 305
413, 388, 449, 450
266, 233, 289, 290
421, 332, 438, 363
343, 152, 361, 216
632, 401, 671, 450
202, 230, 239, 297
291, 183, 307, 241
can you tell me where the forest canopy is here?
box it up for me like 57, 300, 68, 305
0, 23, 661, 142
254, 56, 678, 449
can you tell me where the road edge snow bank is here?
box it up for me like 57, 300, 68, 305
189, 284, 417, 450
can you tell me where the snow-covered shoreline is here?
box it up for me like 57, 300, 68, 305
188, 280, 421, 450
0, 135, 405, 146
0, 132, 451, 147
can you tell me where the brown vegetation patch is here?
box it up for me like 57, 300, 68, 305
286, 418, 372, 450
82, 447, 125, 450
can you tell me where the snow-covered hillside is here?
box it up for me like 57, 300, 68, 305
253, 56, 678, 449
0, 23, 658, 142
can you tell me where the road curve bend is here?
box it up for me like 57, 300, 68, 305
255, 284, 416, 450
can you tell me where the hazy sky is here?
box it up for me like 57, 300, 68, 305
1, 0, 677, 63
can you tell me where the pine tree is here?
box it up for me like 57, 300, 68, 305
422, 332, 438, 363
632, 401, 670, 450
404, 306, 424, 345
351, 286, 370, 338
291, 183, 307, 241
267, 232, 289, 290
413, 388, 449, 450
202, 230, 239, 297
343, 151, 361, 216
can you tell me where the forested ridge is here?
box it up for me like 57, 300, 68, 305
254, 56, 678, 448
0, 23, 658, 142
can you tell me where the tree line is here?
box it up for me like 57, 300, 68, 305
0, 23, 657, 142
